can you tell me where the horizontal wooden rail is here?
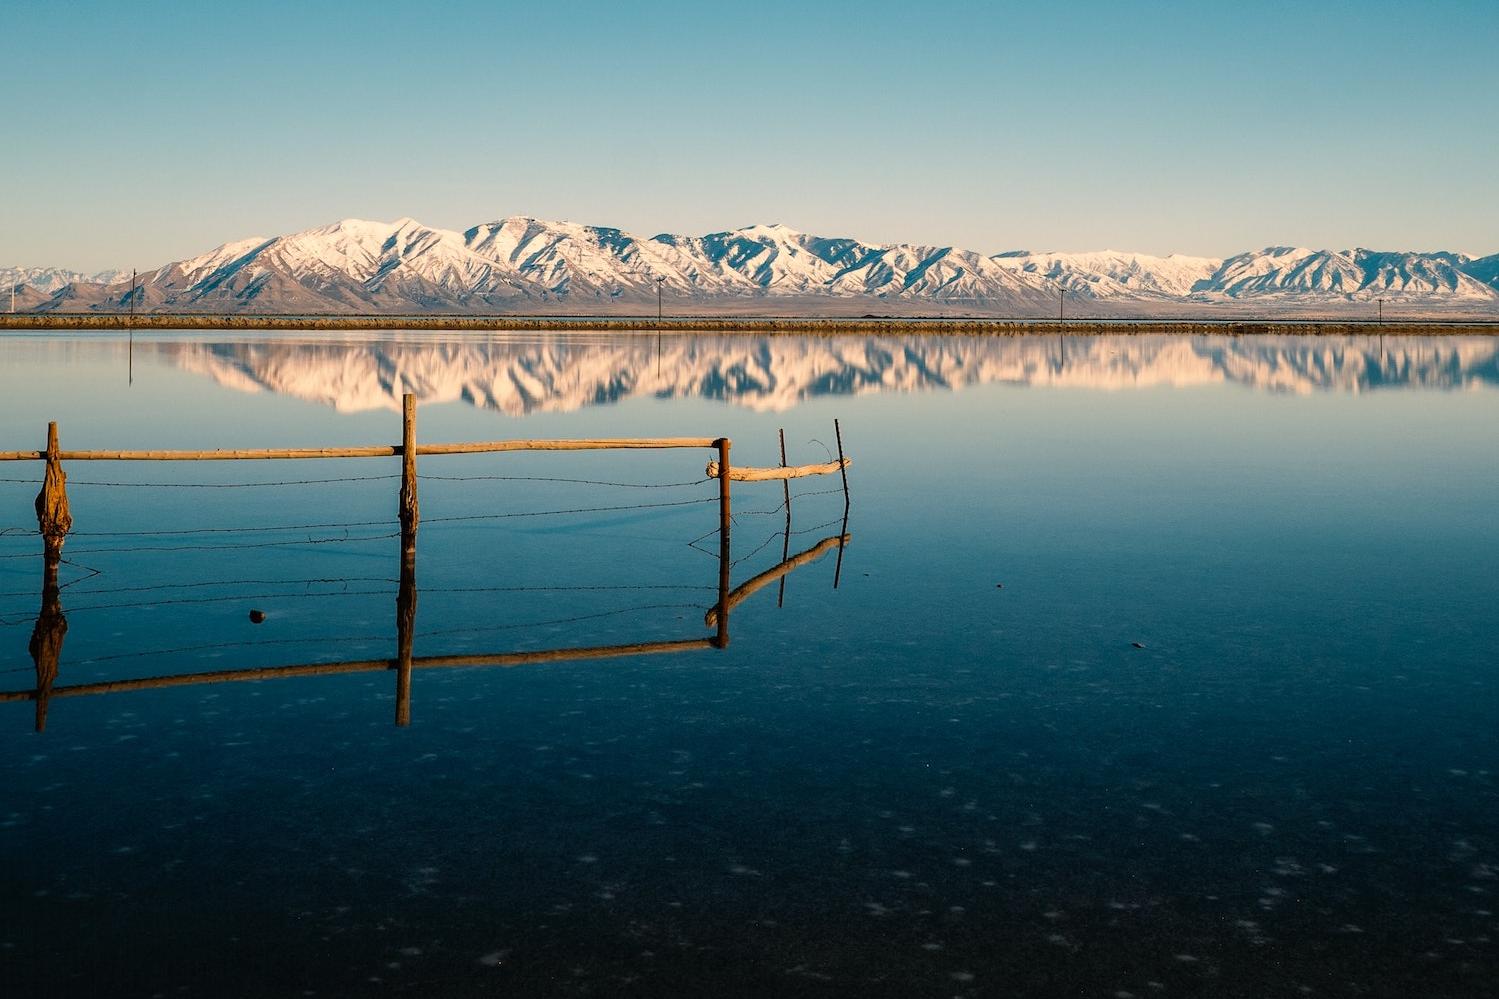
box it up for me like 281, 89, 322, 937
0, 438, 726, 462
418, 437, 722, 455
705, 533, 849, 627
0, 447, 400, 462
0, 638, 715, 704
706, 457, 850, 481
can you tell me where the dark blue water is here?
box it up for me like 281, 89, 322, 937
2, 333, 1497, 997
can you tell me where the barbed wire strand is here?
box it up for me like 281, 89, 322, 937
424, 496, 717, 524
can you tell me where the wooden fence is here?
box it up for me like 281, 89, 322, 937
0, 397, 852, 730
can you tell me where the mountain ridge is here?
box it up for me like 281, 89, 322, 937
9, 218, 1499, 317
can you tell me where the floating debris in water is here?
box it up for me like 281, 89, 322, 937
248, 610, 266, 624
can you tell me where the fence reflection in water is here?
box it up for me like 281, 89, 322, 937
0, 400, 853, 730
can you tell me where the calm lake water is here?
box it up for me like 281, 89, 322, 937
2, 331, 1497, 997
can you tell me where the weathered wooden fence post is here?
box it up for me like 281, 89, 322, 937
399, 394, 419, 544
34, 422, 71, 561
714, 437, 731, 649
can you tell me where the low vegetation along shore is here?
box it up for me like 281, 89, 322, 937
2, 314, 1496, 336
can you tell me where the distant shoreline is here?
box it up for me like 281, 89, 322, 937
2, 314, 1496, 336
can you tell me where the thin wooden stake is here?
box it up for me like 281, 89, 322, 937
35, 422, 71, 560
777, 428, 791, 608
833, 419, 850, 514
833, 419, 849, 589
399, 394, 419, 541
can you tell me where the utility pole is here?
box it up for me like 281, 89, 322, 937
1377, 297, 1384, 325
128, 269, 137, 385
8, 277, 13, 314
1057, 284, 1065, 322
655, 276, 665, 370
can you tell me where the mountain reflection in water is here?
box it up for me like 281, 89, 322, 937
158, 334, 1499, 414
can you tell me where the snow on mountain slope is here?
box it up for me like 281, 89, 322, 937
1465, 253, 1499, 290
464, 217, 667, 299
1203, 247, 1495, 301
667, 224, 873, 293
1206, 247, 1368, 297
991, 250, 1223, 298
1354, 250, 1492, 297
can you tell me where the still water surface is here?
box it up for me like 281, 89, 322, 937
2, 332, 1497, 997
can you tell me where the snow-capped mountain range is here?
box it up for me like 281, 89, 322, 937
1, 265, 131, 294
160, 335, 1499, 416
9, 217, 1499, 317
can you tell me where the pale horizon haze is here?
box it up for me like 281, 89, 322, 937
2, 0, 1496, 272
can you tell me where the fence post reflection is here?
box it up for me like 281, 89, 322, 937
29, 554, 67, 733
395, 535, 417, 727
714, 437, 731, 649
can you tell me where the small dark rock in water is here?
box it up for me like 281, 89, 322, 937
995, 583, 1004, 589
1131, 641, 1145, 649
249, 610, 266, 624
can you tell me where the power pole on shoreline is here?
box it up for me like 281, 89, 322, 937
656, 276, 666, 371
128, 269, 137, 324
1377, 297, 1385, 325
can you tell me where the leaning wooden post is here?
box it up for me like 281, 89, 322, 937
28, 556, 67, 733
398, 394, 419, 546
34, 422, 72, 562
394, 537, 417, 727
833, 419, 849, 590
714, 437, 731, 649
833, 419, 850, 517
777, 428, 791, 608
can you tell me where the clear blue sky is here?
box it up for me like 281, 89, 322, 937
3, 0, 1496, 271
